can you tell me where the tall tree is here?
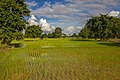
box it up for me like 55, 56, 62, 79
54, 27, 62, 38
0, 0, 30, 45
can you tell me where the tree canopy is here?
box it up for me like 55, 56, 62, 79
54, 27, 62, 38
0, 0, 30, 45
25, 25, 43, 38
79, 14, 120, 40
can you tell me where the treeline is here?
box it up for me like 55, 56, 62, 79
25, 14, 120, 40
25, 26, 66, 39
40, 27, 67, 38
79, 14, 120, 40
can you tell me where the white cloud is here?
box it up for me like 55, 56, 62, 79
66, 0, 118, 6
31, 2, 79, 19
51, 26, 55, 30
65, 26, 82, 34
109, 11, 120, 17
28, 15, 38, 26
31, 0, 120, 19
39, 18, 54, 33
26, 1, 38, 7
30, 0, 117, 26
31, 15, 37, 20
40, 18, 47, 24
76, 27, 82, 29
66, 26, 74, 31
28, 16, 55, 33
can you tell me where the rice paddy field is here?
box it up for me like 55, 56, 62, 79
0, 38, 120, 80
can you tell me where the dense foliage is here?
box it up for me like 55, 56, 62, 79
78, 26, 90, 38
25, 25, 43, 38
79, 14, 120, 40
54, 27, 62, 38
0, 0, 30, 45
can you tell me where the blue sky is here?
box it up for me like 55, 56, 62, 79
26, 0, 120, 34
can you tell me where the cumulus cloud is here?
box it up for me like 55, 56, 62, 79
109, 11, 120, 17
28, 15, 55, 33
39, 18, 54, 33
31, 15, 37, 20
28, 15, 38, 26
65, 26, 82, 35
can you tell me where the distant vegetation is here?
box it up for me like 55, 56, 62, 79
40, 27, 66, 39
25, 25, 43, 38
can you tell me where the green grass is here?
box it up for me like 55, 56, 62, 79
0, 38, 120, 80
